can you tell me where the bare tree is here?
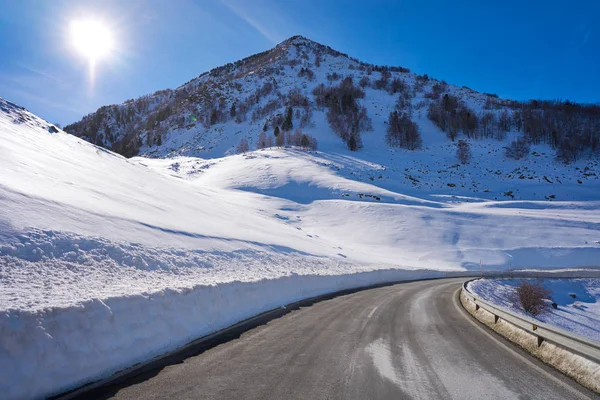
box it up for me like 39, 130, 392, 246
456, 140, 472, 164
427, 94, 477, 141
478, 112, 496, 138
275, 129, 285, 147
237, 138, 249, 154
505, 136, 530, 160
256, 131, 268, 149
386, 111, 422, 150
498, 110, 512, 132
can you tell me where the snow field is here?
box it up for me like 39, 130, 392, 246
467, 278, 600, 342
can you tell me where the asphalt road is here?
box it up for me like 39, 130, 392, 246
82, 278, 596, 399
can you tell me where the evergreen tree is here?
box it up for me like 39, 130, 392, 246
274, 126, 281, 137
282, 107, 293, 131
301, 134, 310, 149
230, 103, 236, 117
263, 121, 268, 132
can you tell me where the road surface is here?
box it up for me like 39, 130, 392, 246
79, 278, 596, 399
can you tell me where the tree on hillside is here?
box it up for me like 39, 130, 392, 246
498, 110, 512, 132
456, 140, 472, 164
316, 77, 371, 150
386, 111, 422, 150
301, 134, 310, 149
505, 136, 530, 160
274, 125, 281, 137
427, 93, 478, 141
257, 131, 268, 149
237, 138, 249, 154
263, 121, 268, 132
282, 107, 293, 131
275, 128, 285, 147
230, 103, 236, 118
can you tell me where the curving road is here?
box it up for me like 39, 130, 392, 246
80, 278, 596, 399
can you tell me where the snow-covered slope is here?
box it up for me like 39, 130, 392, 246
2, 96, 600, 398
468, 278, 600, 342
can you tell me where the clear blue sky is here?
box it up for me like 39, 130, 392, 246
1, 0, 598, 125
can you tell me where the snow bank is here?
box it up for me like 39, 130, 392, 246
467, 278, 600, 341
2, 267, 462, 399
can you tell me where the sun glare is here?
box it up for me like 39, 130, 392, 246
70, 19, 113, 62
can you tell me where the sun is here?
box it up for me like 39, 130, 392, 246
70, 19, 114, 62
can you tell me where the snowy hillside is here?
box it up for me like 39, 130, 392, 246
2, 94, 600, 398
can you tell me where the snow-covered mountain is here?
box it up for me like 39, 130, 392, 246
63, 35, 600, 201
1, 37, 600, 399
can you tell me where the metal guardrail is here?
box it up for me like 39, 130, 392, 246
462, 279, 600, 364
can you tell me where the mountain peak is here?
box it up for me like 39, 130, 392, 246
278, 35, 317, 46
273, 35, 349, 58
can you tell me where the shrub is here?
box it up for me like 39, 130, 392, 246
286, 88, 309, 108
515, 281, 551, 316
288, 129, 317, 150
373, 70, 390, 90
297, 67, 315, 81
326, 72, 340, 83
389, 78, 405, 94
424, 82, 445, 100
505, 136, 530, 160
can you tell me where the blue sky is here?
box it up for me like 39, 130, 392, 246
0, 0, 598, 125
